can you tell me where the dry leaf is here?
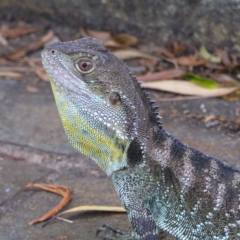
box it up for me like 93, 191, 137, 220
35, 69, 49, 82
1, 25, 43, 39
175, 55, 205, 66
215, 49, 231, 67
6, 30, 54, 61
172, 41, 186, 56
60, 236, 68, 240
86, 29, 112, 42
112, 33, 138, 47
42, 205, 126, 227
113, 49, 159, 61
209, 73, 237, 83
27, 60, 50, 82
142, 80, 239, 97
153, 46, 175, 58
204, 114, 217, 123
58, 205, 126, 217
25, 183, 71, 225
104, 39, 122, 48
0, 71, 23, 79
26, 85, 39, 93
230, 53, 239, 68
79, 28, 120, 48
44, 36, 60, 47
0, 66, 33, 72
139, 58, 157, 72
199, 46, 221, 63
0, 33, 8, 46
79, 28, 89, 38
0, 58, 11, 65
138, 69, 186, 81
129, 66, 146, 74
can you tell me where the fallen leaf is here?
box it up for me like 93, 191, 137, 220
104, 39, 121, 48
60, 236, 68, 240
153, 46, 175, 58
199, 46, 221, 63
41, 205, 126, 227
113, 49, 159, 61
162, 57, 179, 69
142, 80, 239, 97
209, 73, 237, 83
0, 58, 11, 65
0, 71, 23, 79
35, 68, 50, 82
175, 55, 205, 66
26, 85, 39, 93
58, 205, 126, 217
139, 58, 157, 72
222, 89, 240, 101
79, 28, 121, 48
44, 36, 60, 47
1, 25, 43, 39
129, 66, 146, 74
112, 33, 138, 47
0, 33, 8, 46
138, 69, 186, 81
215, 49, 231, 66
0, 66, 33, 72
79, 27, 89, 38
172, 41, 186, 56
86, 29, 112, 42
6, 30, 54, 61
25, 183, 71, 225
183, 73, 219, 89
27, 60, 50, 82
230, 53, 239, 68
204, 114, 217, 123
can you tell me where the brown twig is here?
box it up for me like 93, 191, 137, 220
25, 183, 71, 225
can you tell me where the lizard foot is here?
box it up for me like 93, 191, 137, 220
96, 224, 133, 240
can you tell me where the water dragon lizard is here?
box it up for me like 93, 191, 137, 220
41, 37, 240, 240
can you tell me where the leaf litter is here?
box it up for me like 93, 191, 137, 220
1, 23, 239, 99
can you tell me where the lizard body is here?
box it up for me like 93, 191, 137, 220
41, 37, 240, 240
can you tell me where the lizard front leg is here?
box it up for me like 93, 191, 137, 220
97, 205, 159, 240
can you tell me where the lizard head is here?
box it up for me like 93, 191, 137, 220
41, 37, 159, 174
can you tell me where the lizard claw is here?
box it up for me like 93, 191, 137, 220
96, 224, 132, 240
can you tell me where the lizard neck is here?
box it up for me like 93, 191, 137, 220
51, 82, 129, 175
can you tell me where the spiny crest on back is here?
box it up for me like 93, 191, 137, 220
127, 67, 162, 128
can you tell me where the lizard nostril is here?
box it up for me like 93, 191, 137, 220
50, 49, 56, 54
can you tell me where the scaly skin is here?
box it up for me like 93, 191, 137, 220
41, 37, 240, 240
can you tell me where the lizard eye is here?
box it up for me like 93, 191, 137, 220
76, 59, 95, 73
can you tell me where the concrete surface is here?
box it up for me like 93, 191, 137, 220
0, 76, 239, 240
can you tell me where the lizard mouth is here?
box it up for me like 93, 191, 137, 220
41, 49, 80, 91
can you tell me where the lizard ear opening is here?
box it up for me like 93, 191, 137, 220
109, 92, 121, 105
